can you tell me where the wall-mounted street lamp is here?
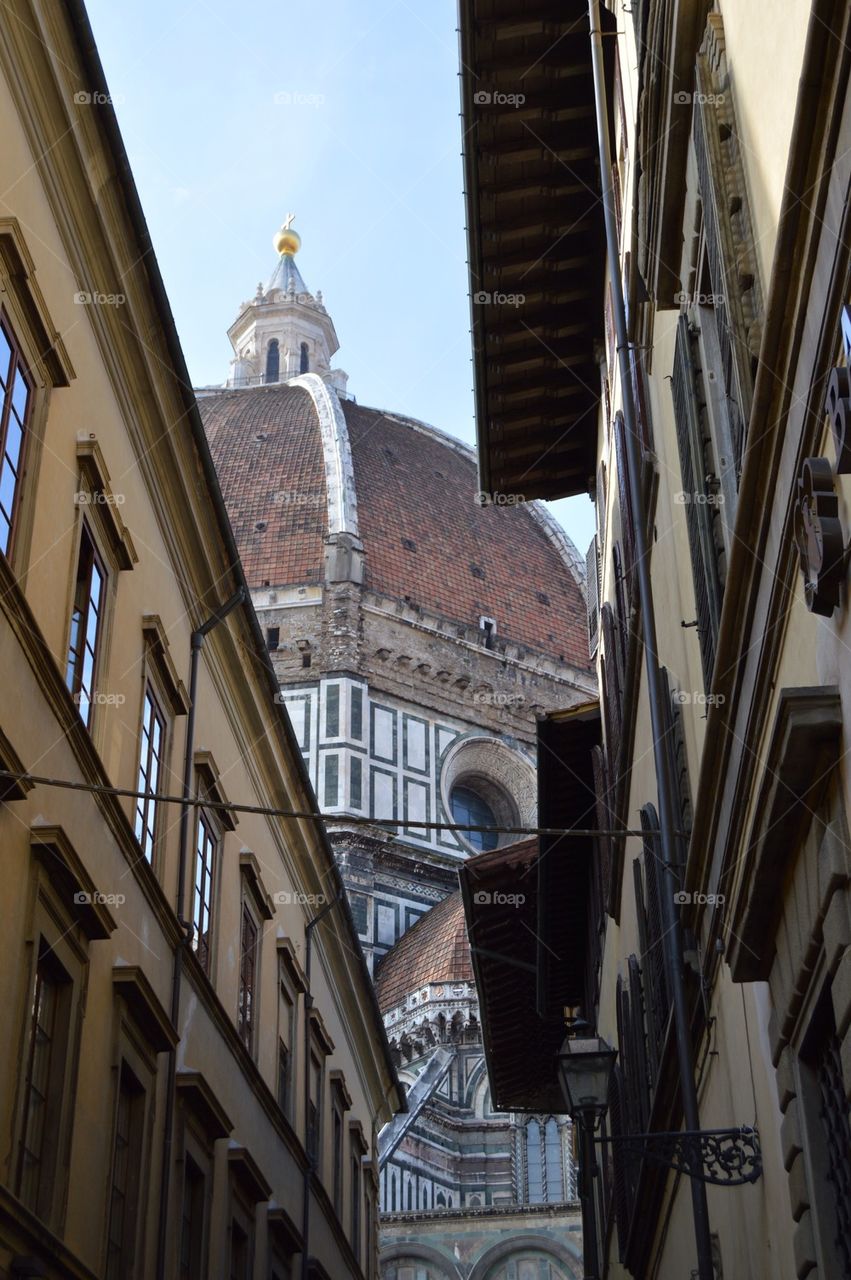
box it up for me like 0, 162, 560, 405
557, 1025, 762, 1280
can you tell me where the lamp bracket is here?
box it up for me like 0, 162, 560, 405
596, 1125, 762, 1186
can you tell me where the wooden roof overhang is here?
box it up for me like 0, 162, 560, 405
459, 1, 615, 500
459, 701, 601, 1113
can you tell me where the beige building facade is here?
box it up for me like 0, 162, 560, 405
459, 0, 851, 1278
0, 3, 401, 1279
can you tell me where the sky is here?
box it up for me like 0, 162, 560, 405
86, 0, 596, 555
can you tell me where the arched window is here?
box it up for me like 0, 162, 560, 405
265, 339, 280, 384
526, 1120, 544, 1202
407, 1180, 413, 1210
450, 785, 498, 852
544, 1117, 564, 1200
300, 341, 309, 373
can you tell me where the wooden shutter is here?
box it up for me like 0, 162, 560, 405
613, 412, 636, 589
639, 804, 670, 1063
671, 314, 723, 689
600, 604, 623, 769
692, 17, 761, 476
612, 541, 630, 678
586, 536, 601, 656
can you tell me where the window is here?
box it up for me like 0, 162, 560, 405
266, 626, 280, 651
106, 1064, 145, 1280
351, 686, 364, 740
450, 785, 498, 852
265, 339, 280, 384
66, 524, 106, 727
526, 1119, 543, 1203
350, 1150, 361, 1261
135, 686, 166, 861
17, 948, 68, 1217
192, 810, 219, 974
524, 1117, 569, 1205
0, 316, 32, 556
180, 1155, 206, 1280
300, 342, 309, 374
325, 684, 340, 736
333, 1098, 344, 1214
323, 754, 339, 808
799, 991, 851, 1276
308, 1053, 322, 1166
237, 902, 259, 1049
229, 1219, 250, 1280
278, 985, 295, 1117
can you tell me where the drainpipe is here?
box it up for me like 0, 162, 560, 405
587, 5, 715, 1279
301, 894, 341, 1280
155, 587, 246, 1280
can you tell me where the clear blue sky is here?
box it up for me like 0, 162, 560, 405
87, 0, 596, 554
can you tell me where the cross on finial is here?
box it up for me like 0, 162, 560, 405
283, 212, 295, 231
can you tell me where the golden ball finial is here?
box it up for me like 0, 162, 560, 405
274, 212, 301, 257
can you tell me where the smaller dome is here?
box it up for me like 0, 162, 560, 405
375, 892, 473, 1012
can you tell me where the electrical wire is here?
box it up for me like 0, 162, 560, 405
0, 768, 678, 840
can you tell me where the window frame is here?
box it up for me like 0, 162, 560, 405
237, 896, 260, 1052
0, 311, 33, 561
135, 681, 169, 866
191, 800, 221, 978
105, 1060, 147, 1280
65, 520, 109, 730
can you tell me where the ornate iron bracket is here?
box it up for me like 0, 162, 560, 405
596, 1125, 762, 1186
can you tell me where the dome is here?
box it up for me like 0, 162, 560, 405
374, 890, 473, 1012
200, 379, 590, 667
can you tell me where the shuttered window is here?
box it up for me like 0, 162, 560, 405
672, 314, 724, 689
613, 412, 636, 587
692, 26, 761, 477
586, 535, 601, 656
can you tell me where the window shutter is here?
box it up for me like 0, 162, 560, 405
639, 804, 670, 1064
692, 16, 761, 476
613, 412, 636, 589
628, 955, 651, 1127
630, 345, 653, 454
612, 541, 630, 678
586, 536, 601, 656
672, 314, 723, 689
609, 1065, 633, 1259
600, 603, 623, 769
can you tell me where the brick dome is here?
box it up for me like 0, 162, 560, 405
200, 378, 590, 666
374, 891, 473, 1012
